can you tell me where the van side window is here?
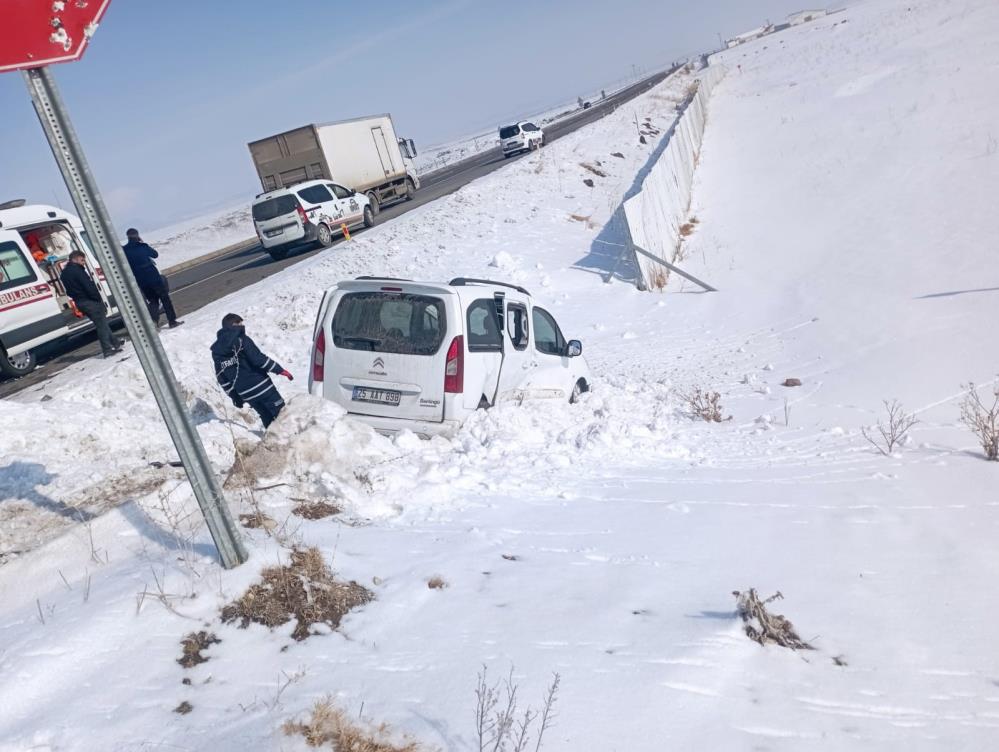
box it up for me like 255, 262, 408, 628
466, 299, 503, 352
0, 242, 38, 292
532, 307, 566, 356
329, 184, 353, 200
506, 303, 529, 351
297, 184, 333, 204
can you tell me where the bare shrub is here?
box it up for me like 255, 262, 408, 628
862, 399, 918, 456
680, 388, 730, 423
475, 665, 560, 752
579, 162, 607, 178
292, 499, 342, 520
221, 547, 372, 641
678, 222, 695, 238
427, 575, 448, 590
239, 510, 276, 530
960, 382, 999, 460
178, 631, 220, 668
733, 589, 814, 650
174, 701, 193, 715
283, 696, 426, 751
647, 265, 669, 291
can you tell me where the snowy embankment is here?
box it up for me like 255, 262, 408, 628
2, 0, 999, 748
145, 80, 644, 272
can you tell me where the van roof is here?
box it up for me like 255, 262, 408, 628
253, 179, 326, 201
0, 203, 83, 231
335, 276, 531, 297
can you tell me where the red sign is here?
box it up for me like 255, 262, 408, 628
0, 0, 113, 73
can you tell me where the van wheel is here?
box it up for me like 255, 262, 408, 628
366, 192, 379, 215
570, 379, 588, 404
316, 223, 334, 248
0, 347, 36, 378
363, 205, 375, 228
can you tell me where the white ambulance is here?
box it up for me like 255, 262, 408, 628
0, 201, 119, 378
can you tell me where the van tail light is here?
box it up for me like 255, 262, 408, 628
312, 330, 326, 382
297, 204, 309, 225
444, 335, 463, 393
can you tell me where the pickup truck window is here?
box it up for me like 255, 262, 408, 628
332, 292, 446, 356
532, 307, 566, 356
298, 184, 333, 204
0, 242, 38, 292
466, 299, 503, 352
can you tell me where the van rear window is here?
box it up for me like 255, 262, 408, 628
332, 292, 446, 355
252, 195, 299, 222
499, 125, 520, 139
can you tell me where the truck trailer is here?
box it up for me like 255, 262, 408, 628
248, 115, 420, 214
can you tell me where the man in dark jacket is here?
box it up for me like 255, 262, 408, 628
60, 250, 123, 358
123, 228, 183, 329
211, 313, 292, 428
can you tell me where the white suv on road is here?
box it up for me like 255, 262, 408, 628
251, 179, 374, 260
499, 121, 545, 158
308, 277, 590, 437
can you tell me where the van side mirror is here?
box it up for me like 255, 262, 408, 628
566, 340, 582, 357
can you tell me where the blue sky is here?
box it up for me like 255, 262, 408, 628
1, 0, 810, 229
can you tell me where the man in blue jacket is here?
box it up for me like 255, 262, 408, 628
122, 228, 183, 329
211, 313, 293, 428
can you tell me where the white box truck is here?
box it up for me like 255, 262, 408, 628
248, 114, 420, 215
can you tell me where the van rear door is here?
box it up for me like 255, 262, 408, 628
323, 288, 453, 422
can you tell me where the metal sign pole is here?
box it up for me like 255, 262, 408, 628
23, 66, 247, 569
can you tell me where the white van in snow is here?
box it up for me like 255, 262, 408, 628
251, 179, 374, 260
499, 121, 545, 158
0, 201, 119, 378
308, 277, 591, 437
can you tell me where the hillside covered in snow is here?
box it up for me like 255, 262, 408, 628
1, 0, 998, 749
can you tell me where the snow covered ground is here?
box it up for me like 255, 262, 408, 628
412, 77, 643, 175
3, 0, 999, 749
144, 201, 255, 271
144, 79, 649, 272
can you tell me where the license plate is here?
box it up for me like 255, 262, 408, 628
352, 387, 401, 405
264, 228, 283, 237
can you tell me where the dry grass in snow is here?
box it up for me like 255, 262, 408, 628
734, 589, 814, 651
283, 696, 428, 751
221, 547, 372, 641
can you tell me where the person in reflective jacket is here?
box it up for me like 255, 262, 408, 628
211, 313, 292, 428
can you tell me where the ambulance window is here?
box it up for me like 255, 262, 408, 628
0, 242, 39, 292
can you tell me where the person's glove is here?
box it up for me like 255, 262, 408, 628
279, 369, 294, 381
232, 395, 244, 408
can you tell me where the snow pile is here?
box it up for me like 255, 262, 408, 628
3, 1, 999, 749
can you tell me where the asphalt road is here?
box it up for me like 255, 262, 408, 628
1, 69, 674, 398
